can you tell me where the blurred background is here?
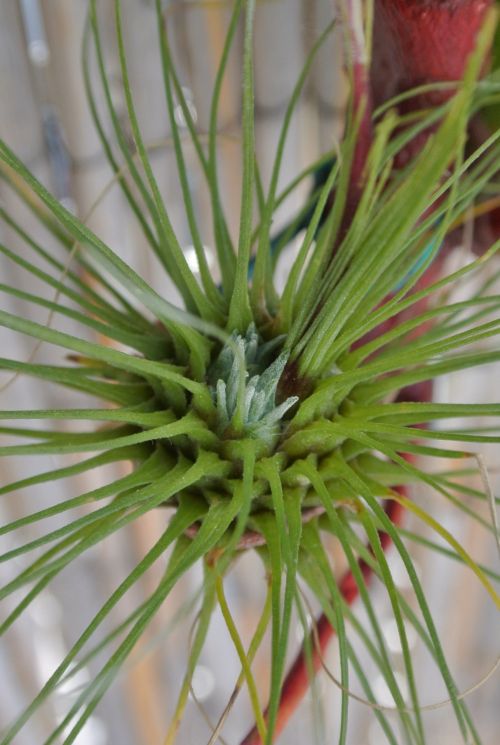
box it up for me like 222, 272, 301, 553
0, 1, 498, 743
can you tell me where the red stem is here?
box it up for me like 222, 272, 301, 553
239, 4, 490, 738
239, 495, 405, 745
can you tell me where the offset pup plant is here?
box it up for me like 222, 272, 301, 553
1, 0, 500, 743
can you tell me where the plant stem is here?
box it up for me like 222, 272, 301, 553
238, 496, 404, 745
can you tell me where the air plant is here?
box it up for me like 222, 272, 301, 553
1, 1, 500, 744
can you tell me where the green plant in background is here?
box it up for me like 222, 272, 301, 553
1, 1, 500, 744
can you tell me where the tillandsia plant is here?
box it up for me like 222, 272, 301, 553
1, 0, 500, 743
